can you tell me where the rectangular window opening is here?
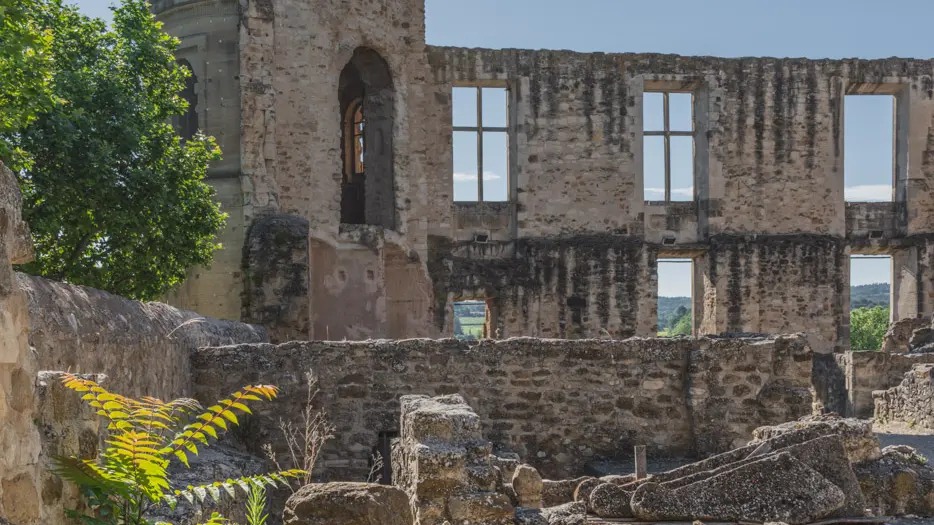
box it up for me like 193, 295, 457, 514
657, 258, 693, 337
849, 254, 892, 351
845, 95, 895, 202
453, 86, 509, 202
453, 300, 489, 341
644, 91, 695, 202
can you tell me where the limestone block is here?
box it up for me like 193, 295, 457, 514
571, 477, 601, 511
855, 445, 934, 517
589, 482, 632, 518
283, 482, 413, 525
750, 413, 881, 464
1, 473, 40, 524
631, 453, 845, 524
446, 491, 514, 524
511, 464, 543, 508
515, 502, 587, 525
541, 477, 590, 508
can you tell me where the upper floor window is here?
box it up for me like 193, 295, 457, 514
452, 86, 509, 202
344, 99, 365, 180
644, 91, 694, 202
173, 59, 198, 141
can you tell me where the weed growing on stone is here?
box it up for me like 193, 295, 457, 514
50, 373, 304, 525
264, 370, 334, 491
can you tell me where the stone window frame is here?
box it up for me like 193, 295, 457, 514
643, 83, 697, 203
173, 36, 207, 141
843, 81, 909, 205
451, 82, 514, 203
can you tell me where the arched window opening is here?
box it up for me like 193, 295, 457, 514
173, 59, 198, 141
338, 48, 395, 229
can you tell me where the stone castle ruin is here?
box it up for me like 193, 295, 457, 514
5, 0, 934, 523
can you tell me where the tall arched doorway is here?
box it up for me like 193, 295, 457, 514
339, 48, 395, 229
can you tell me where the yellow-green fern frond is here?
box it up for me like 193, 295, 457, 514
171, 470, 305, 506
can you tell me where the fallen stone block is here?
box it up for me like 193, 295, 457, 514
541, 477, 590, 508
631, 452, 846, 524
855, 445, 934, 517
512, 464, 543, 508
589, 482, 632, 518
515, 502, 587, 525
750, 413, 881, 464
447, 491, 514, 524
283, 482, 412, 525
572, 477, 602, 511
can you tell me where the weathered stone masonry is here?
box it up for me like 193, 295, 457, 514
151, 0, 934, 356
191, 335, 813, 480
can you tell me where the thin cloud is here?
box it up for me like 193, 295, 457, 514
453, 171, 502, 182
645, 187, 693, 198
845, 185, 892, 202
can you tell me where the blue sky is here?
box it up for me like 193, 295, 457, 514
74, 0, 900, 297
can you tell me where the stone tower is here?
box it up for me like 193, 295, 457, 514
154, 0, 439, 340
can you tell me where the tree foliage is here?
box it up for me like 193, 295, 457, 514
52, 373, 304, 525
0, 0, 56, 160
851, 306, 890, 351
2, 0, 226, 300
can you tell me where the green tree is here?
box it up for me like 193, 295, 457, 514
0, 0, 56, 160
2, 0, 225, 300
851, 306, 890, 351
669, 308, 692, 336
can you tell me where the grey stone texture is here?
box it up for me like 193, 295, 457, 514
874, 363, 934, 429
841, 350, 934, 418
883, 317, 932, 353
750, 413, 882, 464
0, 162, 42, 524
19, 272, 268, 400
589, 482, 632, 519
631, 453, 846, 524
511, 464, 543, 508
855, 445, 934, 517
515, 502, 587, 525
392, 394, 514, 525
192, 334, 812, 480
283, 482, 413, 525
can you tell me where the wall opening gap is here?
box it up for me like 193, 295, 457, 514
453, 300, 489, 340
849, 254, 892, 351
844, 95, 895, 202
370, 430, 398, 485
657, 258, 693, 337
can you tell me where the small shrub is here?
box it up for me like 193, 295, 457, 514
51, 373, 304, 525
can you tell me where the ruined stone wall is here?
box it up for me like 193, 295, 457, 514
192, 335, 813, 480
423, 48, 934, 345
428, 235, 656, 339
874, 363, 934, 428
842, 350, 934, 418
19, 272, 269, 400
699, 236, 848, 353
0, 163, 43, 524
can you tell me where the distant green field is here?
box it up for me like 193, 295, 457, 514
458, 316, 485, 339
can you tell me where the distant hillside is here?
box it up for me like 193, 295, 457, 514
658, 283, 890, 326
850, 283, 890, 310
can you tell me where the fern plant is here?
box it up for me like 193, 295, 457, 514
52, 373, 304, 525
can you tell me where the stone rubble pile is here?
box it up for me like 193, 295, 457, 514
540, 414, 934, 524
279, 393, 934, 525
874, 363, 934, 429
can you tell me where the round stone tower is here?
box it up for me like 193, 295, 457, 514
151, 0, 246, 321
